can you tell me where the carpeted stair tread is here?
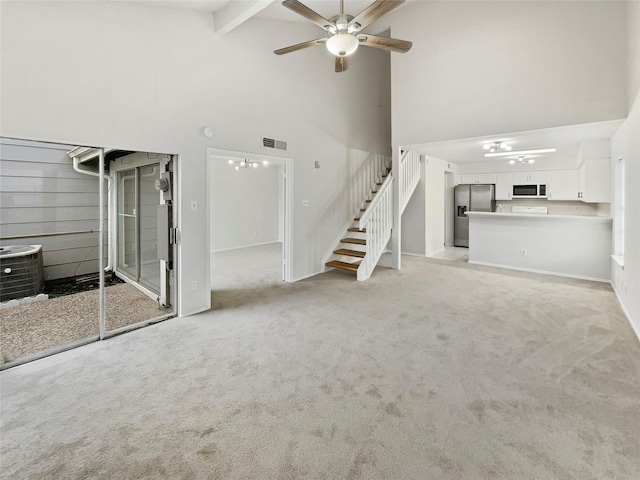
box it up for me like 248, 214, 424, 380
325, 260, 360, 272
334, 248, 366, 258
341, 237, 366, 245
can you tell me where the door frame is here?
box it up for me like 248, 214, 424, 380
206, 148, 294, 283
110, 152, 177, 308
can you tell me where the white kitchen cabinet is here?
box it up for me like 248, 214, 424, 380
579, 158, 611, 203
495, 173, 512, 200
511, 171, 547, 184
460, 173, 496, 184
548, 170, 579, 201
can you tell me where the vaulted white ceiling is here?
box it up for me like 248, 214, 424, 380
108, 0, 625, 164
112, 1, 411, 31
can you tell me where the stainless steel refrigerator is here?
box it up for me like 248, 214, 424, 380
454, 184, 495, 247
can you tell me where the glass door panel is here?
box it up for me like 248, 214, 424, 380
108, 157, 172, 334
138, 165, 161, 292
0, 138, 102, 368
117, 170, 137, 279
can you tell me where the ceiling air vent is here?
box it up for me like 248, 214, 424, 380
262, 136, 287, 151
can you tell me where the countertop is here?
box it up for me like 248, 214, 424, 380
465, 211, 613, 222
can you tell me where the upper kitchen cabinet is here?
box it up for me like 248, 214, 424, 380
578, 158, 611, 203
548, 170, 580, 201
460, 173, 496, 184
495, 173, 512, 200
511, 171, 548, 184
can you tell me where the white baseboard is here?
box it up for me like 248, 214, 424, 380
468, 260, 610, 283
179, 305, 211, 317
210, 241, 281, 254
401, 251, 427, 257
611, 283, 640, 344
292, 270, 324, 282
425, 248, 445, 258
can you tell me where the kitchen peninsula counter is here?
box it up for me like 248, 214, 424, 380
465, 212, 612, 281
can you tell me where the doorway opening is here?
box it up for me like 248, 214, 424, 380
206, 148, 293, 298
108, 151, 176, 334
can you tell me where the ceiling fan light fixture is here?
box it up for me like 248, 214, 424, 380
326, 33, 359, 57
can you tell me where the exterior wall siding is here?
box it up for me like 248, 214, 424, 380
0, 138, 107, 281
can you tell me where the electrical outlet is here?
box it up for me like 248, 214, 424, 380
191, 280, 197, 290
521, 249, 527, 256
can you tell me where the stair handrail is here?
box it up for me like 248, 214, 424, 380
400, 150, 421, 214
357, 173, 393, 281
358, 173, 392, 229
321, 157, 391, 271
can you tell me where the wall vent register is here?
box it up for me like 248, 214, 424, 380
262, 136, 287, 151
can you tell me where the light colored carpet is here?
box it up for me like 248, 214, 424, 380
0, 283, 165, 362
1, 252, 639, 479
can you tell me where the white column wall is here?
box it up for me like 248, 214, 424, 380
610, 1, 640, 341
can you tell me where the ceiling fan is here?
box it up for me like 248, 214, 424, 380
274, 0, 412, 73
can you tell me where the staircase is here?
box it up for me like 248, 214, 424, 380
324, 163, 392, 279
324, 150, 421, 281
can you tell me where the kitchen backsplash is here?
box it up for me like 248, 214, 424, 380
495, 199, 610, 216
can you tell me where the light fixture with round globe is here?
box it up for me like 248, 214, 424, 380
326, 33, 359, 57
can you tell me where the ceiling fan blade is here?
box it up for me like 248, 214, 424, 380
348, 0, 405, 33
357, 34, 412, 53
335, 56, 348, 73
274, 38, 327, 55
282, 0, 335, 32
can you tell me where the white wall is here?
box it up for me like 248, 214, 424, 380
389, 1, 628, 145
209, 160, 280, 252
468, 214, 612, 282
610, 1, 640, 341
0, 1, 391, 315
401, 155, 456, 256
400, 157, 425, 255
425, 156, 457, 256
628, 1, 640, 110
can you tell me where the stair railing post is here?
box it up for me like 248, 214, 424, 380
391, 147, 402, 270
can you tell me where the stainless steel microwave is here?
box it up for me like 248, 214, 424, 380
512, 184, 547, 198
